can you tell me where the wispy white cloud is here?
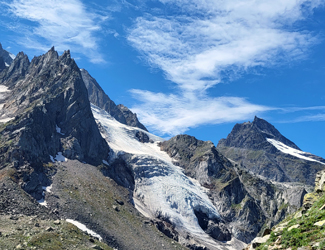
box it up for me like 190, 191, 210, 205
129, 0, 323, 90
277, 106, 325, 123
128, 0, 325, 136
294, 114, 325, 122
130, 89, 273, 135
2, 0, 109, 63
280, 106, 325, 113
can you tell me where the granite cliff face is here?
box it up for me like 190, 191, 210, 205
80, 68, 148, 131
0, 47, 110, 199
160, 135, 307, 243
217, 117, 325, 185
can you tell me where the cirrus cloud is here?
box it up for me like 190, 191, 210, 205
130, 89, 273, 136
2, 0, 109, 63
128, 0, 325, 136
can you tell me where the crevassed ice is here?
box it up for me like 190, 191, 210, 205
91, 104, 221, 244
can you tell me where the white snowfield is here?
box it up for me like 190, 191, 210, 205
66, 219, 103, 241
91, 104, 245, 250
267, 138, 325, 165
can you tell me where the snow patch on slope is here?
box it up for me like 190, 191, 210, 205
66, 219, 103, 241
91, 104, 241, 249
267, 138, 325, 165
9, 53, 15, 60
37, 185, 52, 207
37, 197, 48, 207
0, 117, 14, 123
56, 124, 65, 135
50, 153, 67, 162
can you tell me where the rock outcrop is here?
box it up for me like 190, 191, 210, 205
80, 68, 148, 131
217, 116, 325, 185
244, 170, 325, 250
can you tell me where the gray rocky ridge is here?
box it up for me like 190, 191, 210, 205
80, 68, 148, 131
0, 47, 110, 199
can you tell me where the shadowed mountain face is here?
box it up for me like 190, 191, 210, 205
0, 43, 14, 68
0, 47, 110, 200
80, 68, 148, 131
217, 117, 325, 185
0, 47, 110, 165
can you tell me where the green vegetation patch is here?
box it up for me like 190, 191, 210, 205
256, 193, 325, 250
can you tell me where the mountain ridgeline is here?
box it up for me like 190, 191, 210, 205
80, 68, 147, 131
0, 44, 324, 250
217, 116, 325, 185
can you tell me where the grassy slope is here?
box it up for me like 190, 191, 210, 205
255, 193, 325, 250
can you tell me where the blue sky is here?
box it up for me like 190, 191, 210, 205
0, 0, 325, 157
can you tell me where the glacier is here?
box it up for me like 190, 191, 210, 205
91, 104, 245, 249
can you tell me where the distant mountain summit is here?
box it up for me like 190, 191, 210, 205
219, 116, 299, 150
0, 43, 15, 68
217, 117, 325, 185
80, 68, 148, 131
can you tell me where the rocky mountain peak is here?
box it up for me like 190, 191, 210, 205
1, 51, 30, 86
0, 46, 110, 182
160, 134, 307, 244
0, 43, 15, 67
252, 116, 299, 149
218, 116, 299, 150
217, 117, 325, 185
59, 49, 71, 60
